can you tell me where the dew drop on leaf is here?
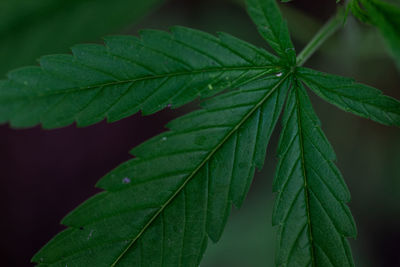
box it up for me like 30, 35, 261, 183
276, 72, 283, 77
122, 177, 131, 184
87, 230, 94, 240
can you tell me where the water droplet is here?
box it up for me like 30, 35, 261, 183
276, 72, 283, 77
87, 230, 94, 240
208, 84, 213, 90
162, 137, 167, 141
167, 103, 172, 108
122, 177, 131, 184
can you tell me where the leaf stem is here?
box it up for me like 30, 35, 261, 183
296, 9, 344, 66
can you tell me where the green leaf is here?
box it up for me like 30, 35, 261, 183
0, 27, 281, 129
246, 0, 296, 64
348, 0, 371, 23
350, 0, 400, 69
297, 67, 400, 126
273, 80, 356, 266
5, 1, 398, 265
32, 74, 291, 266
0, 0, 164, 76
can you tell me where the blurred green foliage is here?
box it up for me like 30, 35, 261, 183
349, 0, 400, 70
0, 0, 163, 77
202, 193, 275, 267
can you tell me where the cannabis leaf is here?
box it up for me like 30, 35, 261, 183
246, 0, 296, 64
349, 0, 400, 69
1, 0, 399, 266
33, 75, 290, 266
0, 27, 278, 128
298, 67, 400, 126
273, 80, 356, 266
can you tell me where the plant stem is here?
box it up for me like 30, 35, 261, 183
296, 10, 344, 66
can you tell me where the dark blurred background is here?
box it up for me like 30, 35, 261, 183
0, 0, 399, 266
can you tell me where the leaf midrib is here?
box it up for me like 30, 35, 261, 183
294, 85, 316, 266
8, 65, 279, 100
300, 76, 400, 123
110, 72, 292, 267
256, 0, 281, 51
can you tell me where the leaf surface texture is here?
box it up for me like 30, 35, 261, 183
273, 81, 356, 266
0, 27, 279, 128
246, 0, 296, 64
32, 75, 290, 266
298, 67, 400, 126
6, 0, 400, 266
